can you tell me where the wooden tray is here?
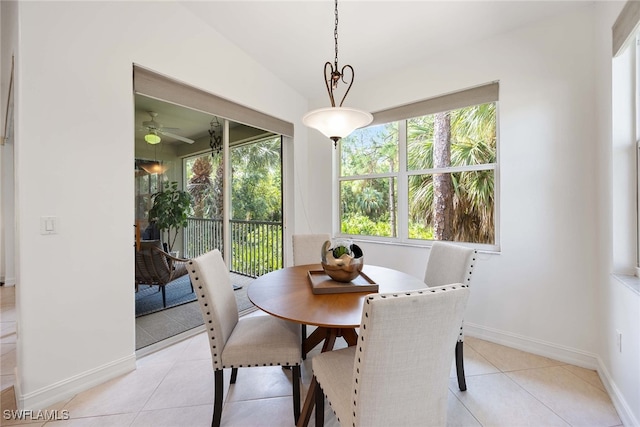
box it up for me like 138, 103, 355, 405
307, 270, 379, 294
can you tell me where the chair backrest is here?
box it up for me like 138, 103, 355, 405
424, 241, 476, 287
352, 285, 470, 426
292, 233, 331, 266
135, 240, 171, 284
187, 250, 239, 369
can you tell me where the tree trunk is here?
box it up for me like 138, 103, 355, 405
213, 160, 224, 219
433, 112, 453, 241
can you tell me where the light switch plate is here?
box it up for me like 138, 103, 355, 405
40, 216, 57, 235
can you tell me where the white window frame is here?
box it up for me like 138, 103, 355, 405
334, 83, 500, 252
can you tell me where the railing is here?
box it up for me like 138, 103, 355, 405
184, 218, 283, 277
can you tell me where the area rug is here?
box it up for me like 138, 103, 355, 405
135, 273, 258, 350
135, 273, 256, 317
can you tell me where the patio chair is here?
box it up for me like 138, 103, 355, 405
187, 249, 302, 427
134, 240, 191, 307
292, 233, 331, 358
424, 241, 477, 391
311, 285, 470, 426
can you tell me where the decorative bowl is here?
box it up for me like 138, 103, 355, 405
321, 239, 364, 283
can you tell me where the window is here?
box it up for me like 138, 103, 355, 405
338, 83, 498, 249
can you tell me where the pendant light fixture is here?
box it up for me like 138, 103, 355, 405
303, 0, 372, 147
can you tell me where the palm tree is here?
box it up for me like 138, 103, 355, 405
408, 103, 496, 244
187, 156, 214, 218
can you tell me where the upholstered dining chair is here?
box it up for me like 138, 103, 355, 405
424, 241, 477, 391
311, 285, 470, 427
292, 233, 331, 357
134, 239, 191, 307
187, 249, 302, 427
292, 233, 331, 266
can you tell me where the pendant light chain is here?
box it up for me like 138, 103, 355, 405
334, 0, 339, 70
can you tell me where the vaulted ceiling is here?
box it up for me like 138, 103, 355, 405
136, 1, 590, 146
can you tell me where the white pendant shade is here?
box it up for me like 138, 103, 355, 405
145, 131, 161, 145
303, 107, 373, 140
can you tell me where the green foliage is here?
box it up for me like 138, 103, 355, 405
340, 102, 496, 244
341, 213, 393, 237
231, 225, 283, 275
231, 138, 282, 221
149, 181, 192, 252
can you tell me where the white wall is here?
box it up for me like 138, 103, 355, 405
601, 1, 640, 424
12, 1, 307, 409
310, 3, 640, 422
311, 4, 602, 357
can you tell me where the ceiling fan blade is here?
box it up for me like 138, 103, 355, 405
159, 130, 194, 144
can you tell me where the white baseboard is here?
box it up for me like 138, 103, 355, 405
465, 322, 638, 426
596, 356, 640, 427
465, 322, 599, 369
17, 353, 136, 411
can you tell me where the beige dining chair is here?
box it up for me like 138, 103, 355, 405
292, 233, 331, 266
424, 241, 477, 391
292, 233, 331, 358
187, 249, 302, 426
311, 285, 470, 427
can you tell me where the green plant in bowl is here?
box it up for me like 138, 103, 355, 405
332, 245, 351, 258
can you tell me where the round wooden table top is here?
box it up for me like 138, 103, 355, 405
247, 264, 426, 328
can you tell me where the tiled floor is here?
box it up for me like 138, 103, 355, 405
0, 284, 623, 426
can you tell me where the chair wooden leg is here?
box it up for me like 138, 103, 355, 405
314, 379, 324, 426
301, 324, 307, 360
292, 365, 301, 423
213, 370, 224, 427
296, 376, 317, 427
230, 368, 238, 384
455, 340, 467, 391
161, 286, 167, 308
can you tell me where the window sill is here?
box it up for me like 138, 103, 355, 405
612, 273, 640, 296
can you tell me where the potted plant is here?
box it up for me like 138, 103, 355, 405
148, 181, 192, 255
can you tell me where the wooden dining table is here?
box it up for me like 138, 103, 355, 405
247, 263, 427, 426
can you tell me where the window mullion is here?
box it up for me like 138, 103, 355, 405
397, 120, 409, 241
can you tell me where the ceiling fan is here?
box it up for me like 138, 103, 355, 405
141, 111, 194, 144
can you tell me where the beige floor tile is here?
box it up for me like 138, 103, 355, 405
44, 413, 137, 427
1, 374, 15, 391
447, 391, 481, 426
1, 342, 15, 357
0, 286, 15, 306
220, 395, 296, 427
450, 343, 501, 379
466, 336, 564, 372
561, 364, 607, 392
61, 362, 173, 418
180, 332, 213, 362
2, 386, 16, 410
450, 373, 570, 426
506, 366, 621, 427
1, 348, 16, 377
131, 405, 212, 427
1, 322, 16, 344
1, 306, 16, 322
225, 366, 297, 403
142, 359, 214, 410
